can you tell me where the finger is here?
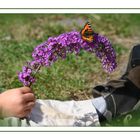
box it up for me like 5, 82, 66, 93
23, 109, 32, 117
25, 101, 35, 110
18, 109, 32, 119
23, 93, 35, 102
19, 87, 33, 93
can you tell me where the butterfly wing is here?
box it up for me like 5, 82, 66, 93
81, 22, 94, 43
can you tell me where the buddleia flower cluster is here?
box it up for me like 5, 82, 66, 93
18, 31, 117, 87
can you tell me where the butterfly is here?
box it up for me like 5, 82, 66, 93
80, 22, 95, 43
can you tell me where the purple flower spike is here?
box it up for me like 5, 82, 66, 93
95, 34, 117, 73
18, 30, 117, 86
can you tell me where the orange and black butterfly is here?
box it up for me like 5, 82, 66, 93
80, 22, 95, 43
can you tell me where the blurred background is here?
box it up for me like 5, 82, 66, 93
0, 14, 140, 126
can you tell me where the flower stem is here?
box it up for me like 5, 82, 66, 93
28, 64, 41, 87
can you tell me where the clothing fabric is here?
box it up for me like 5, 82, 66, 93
1, 99, 101, 126
91, 97, 107, 114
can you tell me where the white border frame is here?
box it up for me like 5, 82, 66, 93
0, 9, 140, 13
0, 127, 139, 132
0, 0, 140, 8
0, 8, 140, 132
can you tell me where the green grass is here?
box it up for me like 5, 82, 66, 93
0, 14, 140, 126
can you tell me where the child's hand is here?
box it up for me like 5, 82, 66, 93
0, 87, 35, 118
